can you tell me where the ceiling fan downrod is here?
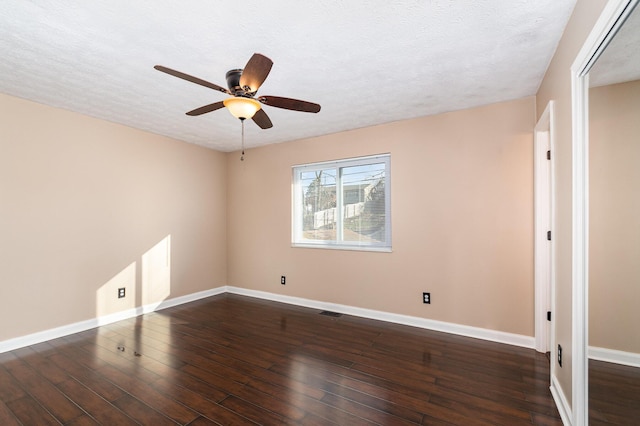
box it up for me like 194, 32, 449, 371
154, 53, 320, 132
240, 118, 245, 161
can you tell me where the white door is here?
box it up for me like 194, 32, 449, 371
534, 101, 555, 355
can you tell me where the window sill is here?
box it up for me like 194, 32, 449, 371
291, 243, 392, 253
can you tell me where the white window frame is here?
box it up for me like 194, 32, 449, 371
292, 154, 391, 252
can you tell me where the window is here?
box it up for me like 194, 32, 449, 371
292, 154, 391, 251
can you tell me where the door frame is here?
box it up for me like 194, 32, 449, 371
534, 101, 555, 358
571, 0, 640, 423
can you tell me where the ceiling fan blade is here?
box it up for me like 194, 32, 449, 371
259, 96, 321, 113
239, 53, 273, 93
252, 108, 273, 129
186, 101, 225, 116
154, 65, 229, 94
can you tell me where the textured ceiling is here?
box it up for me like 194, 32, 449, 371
0, 1, 577, 152
590, 3, 640, 87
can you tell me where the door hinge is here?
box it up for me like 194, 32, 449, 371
546, 150, 551, 160
547, 311, 552, 321
547, 230, 551, 241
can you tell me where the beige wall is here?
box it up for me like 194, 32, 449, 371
536, 0, 607, 407
0, 93, 227, 341
227, 97, 535, 336
589, 79, 640, 354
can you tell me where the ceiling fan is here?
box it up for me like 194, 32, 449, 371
154, 53, 321, 129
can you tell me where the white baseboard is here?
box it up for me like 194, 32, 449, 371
226, 286, 535, 349
1, 286, 537, 354
589, 346, 640, 368
0, 287, 226, 353
550, 374, 572, 426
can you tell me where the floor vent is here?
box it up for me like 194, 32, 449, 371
319, 311, 342, 317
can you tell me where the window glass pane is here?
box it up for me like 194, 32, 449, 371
341, 163, 386, 244
292, 154, 390, 251
300, 168, 336, 241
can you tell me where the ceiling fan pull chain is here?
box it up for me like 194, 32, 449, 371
240, 118, 245, 161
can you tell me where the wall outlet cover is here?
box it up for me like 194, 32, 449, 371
558, 344, 563, 367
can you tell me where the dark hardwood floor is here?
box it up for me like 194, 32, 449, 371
0, 294, 563, 425
590, 359, 640, 425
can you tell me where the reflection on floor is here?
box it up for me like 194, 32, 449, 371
590, 359, 640, 425
0, 294, 562, 425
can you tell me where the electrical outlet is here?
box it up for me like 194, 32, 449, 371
558, 344, 563, 367
281, 276, 286, 285
422, 292, 430, 304
118, 287, 126, 299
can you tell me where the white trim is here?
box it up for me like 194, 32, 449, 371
551, 374, 573, 426
291, 154, 392, 251
226, 286, 535, 349
550, 100, 558, 388
534, 100, 555, 354
138, 287, 227, 314
572, 14, 596, 426
0, 285, 539, 355
0, 287, 226, 353
292, 153, 391, 169
290, 243, 392, 253
571, 61, 590, 426
589, 346, 640, 368
571, 1, 639, 424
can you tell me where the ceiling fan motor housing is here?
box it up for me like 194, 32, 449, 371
225, 69, 246, 95
154, 53, 319, 130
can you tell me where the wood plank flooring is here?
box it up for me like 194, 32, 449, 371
0, 294, 563, 425
590, 359, 640, 425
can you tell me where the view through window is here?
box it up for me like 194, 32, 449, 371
292, 154, 391, 251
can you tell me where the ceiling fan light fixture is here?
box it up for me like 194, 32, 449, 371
223, 97, 261, 119
156, 53, 319, 130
